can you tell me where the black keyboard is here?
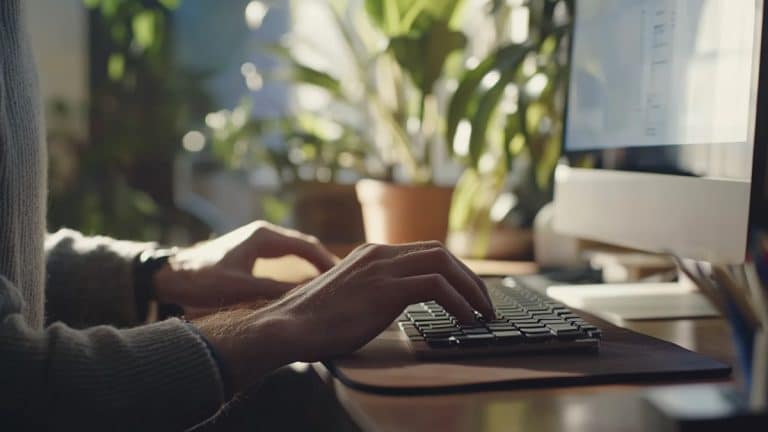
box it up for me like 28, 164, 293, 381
398, 277, 601, 359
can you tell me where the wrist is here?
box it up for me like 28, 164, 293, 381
133, 247, 177, 321
193, 310, 298, 393
153, 260, 178, 305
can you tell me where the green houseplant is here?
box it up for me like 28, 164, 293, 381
445, 0, 573, 258
278, 0, 574, 250
268, 0, 471, 244
206, 0, 573, 252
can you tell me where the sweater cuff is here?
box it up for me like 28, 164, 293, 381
184, 321, 234, 400
98, 319, 227, 427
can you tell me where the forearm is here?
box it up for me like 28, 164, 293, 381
1, 279, 225, 430
45, 229, 154, 328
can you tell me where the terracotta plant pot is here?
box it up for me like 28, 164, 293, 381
355, 179, 454, 244
291, 181, 365, 245
447, 227, 534, 260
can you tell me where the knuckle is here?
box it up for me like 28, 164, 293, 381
427, 247, 451, 265
427, 273, 449, 288
251, 223, 270, 236
365, 243, 389, 258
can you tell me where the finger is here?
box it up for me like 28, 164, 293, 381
382, 248, 494, 318
396, 274, 476, 323
255, 228, 337, 272
445, 253, 492, 309
393, 242, 492, 308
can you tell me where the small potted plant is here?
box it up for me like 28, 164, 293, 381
271, 0, 469, 244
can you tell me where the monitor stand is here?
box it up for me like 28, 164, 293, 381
546, 280, 720, 326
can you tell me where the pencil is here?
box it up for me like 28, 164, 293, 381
712, 265, 761, 330
669, 254, 727, 315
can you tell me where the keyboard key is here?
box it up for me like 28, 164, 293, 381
508, 317, 538, 322
533, 314, 562, 321
500, 313, 531, 321
461, 322, 487, 330
492, 330, 523, 343
521, 331, 552, 342
547, 326, 583, 340
426, 337, 458, 348
521, 327, 551, 334
462, 327, 491, 335
547, 323, 579, 331
414, 319, 454, 326
496, 306, 524, 312
459, 333, 495, 345
516, 323, 546, 329
540, 319, 569, 325
487, 323, 516, 331
421, 326, 459, 334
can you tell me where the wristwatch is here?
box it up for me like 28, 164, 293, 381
133, 247, 184, 321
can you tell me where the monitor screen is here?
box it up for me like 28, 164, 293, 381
564, 0, 761, 181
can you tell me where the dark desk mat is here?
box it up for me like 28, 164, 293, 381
326, 313, 731, 395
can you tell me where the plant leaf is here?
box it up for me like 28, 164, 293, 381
388, 20, 466, 95
445, 44, 530, 157
291, 64, 343, 96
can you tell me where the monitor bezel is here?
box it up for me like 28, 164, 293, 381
554, 0, 767, 262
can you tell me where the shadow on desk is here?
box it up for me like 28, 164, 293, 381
191, 365, 361, 432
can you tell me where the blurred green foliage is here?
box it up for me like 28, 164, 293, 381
447, 0, 574, 256
47, 0, 211, 241
236, 0, 469, 184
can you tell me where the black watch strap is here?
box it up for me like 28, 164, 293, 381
133, 248, 182, 321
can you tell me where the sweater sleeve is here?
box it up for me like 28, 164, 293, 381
45, 228, 154, 328
0, 275, 226, 430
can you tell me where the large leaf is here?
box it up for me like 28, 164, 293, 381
445, 43, 530, 162
388, 20, 466, 96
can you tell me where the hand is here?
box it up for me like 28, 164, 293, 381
194, 242, 493, 392
154, 221, 336, 315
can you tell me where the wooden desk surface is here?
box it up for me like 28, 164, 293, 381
316, 261, 738, 432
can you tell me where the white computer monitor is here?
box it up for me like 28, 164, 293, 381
554, 0, 768, 265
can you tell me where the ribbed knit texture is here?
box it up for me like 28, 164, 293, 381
0, 0, 47, 328
0, 2, 226, 429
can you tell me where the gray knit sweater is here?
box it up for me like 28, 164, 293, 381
1, 2, 225, 429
